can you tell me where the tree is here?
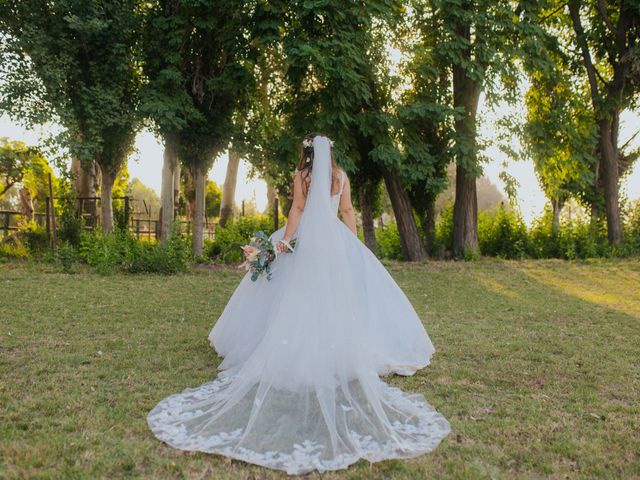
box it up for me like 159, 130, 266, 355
0, 1, 142, 232
126, 177, 160, 217
140, 0, 200, 243
523, 67, 598, 232
270, 0, 427, 260
423, 0, 544, 257
205, 180, 222, 218
173, 0, 253, 256
397, 4, 454, 255
564, 0, 639, 244
219, 150, 240, 227
0, 138, 43, 199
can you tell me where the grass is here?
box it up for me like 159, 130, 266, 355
1, 258, 639, 479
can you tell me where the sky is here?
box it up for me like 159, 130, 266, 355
2, 103, 639, 225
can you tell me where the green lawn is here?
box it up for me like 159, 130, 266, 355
1, 259, 639, 479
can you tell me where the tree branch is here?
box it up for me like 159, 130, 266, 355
620, 128, 640, 152
0, 180, 17, 199
596, 0, 616, 35
568, 0, 602, 111
541, 1, 567, 22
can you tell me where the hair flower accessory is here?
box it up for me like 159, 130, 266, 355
302, 136, 334, 148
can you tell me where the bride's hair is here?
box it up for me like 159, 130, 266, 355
297, 132, 340, 196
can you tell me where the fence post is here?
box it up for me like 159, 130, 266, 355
3, 212, 9, 237
241, 200, 245, 216
273, 197, 279, 231
45, 197, 51, 240
124, 196, 130, 230
48, 174, 57, 248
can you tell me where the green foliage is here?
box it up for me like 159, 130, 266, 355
529, 208, 609, 260
0, 138, 48, 199
79, 226, 189, 275
205, 181, 222, 218
478, 205, 531, 259
0, 1, 142, 177
19, 220, 48, 255
55, 241, 80, 274
434, 204, 455, 253
55, 179, 85, 248
0, 242, 29, 260
376, 224, 404, 260
207, 215, 273, 263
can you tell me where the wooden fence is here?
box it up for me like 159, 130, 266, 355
1, 196, 279, 243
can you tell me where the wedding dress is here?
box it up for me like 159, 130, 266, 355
147, 136, 450, 475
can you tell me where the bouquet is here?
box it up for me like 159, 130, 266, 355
240, 230, 296, 281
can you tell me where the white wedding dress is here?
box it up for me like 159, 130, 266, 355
147, 136, 450, 475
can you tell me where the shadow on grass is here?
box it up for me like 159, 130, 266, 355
1, 260, 638, 479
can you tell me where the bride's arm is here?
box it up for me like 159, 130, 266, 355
278, 171, 306, 251
338, 174, 357, 235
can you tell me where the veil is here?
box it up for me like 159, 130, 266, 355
147, 135, 451, 475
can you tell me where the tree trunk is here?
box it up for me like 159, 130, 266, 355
19, 188, 34, 222
551, 198, 562, 234
98, 165, 115, 233
159, 136, 179, 243
173, 161, 181, 220
266, 180, 277, 212
71, 157, 99, 226
599, 118, 621, 245
160, 136, 178, 243
192, 167, 206, 257
359, 186, 377, 254
383, 169, 426, 261
422, 201, 436, 256
453, 164, 478, 258
219, 149, 240, 227
452, 28, 481, 258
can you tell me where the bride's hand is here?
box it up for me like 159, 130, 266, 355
276, 239, 290, 253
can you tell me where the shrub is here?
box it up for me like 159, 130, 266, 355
434, 204, 454, 255
622, 200, 640, 254
58, 213, 85, 248
20, 221, 48, 254
376, 224, 403, 260
478, 204, 531, 259
207, 215, 274, 263
79, 225, 190, 275
55, 241, 80, 273
124, 227, 190, 274
0, 242, 29, 260
529, 207, 609, 260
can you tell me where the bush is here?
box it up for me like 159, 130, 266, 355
0, 242, 29, 260
55, 241, 80, 273
529, 207, 609, 260
58, 214, 85, 248
622, 200, 640, 254
124, 228, 190, 274
20, 221, 48, 254
434, 204, 454, 255
376, 224, 403, 260
79, 225, 190, 274
478, 204, 532, 259
207, 215, 274, 263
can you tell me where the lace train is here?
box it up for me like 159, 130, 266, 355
147, 372, 451, 475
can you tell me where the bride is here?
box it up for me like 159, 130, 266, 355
147, 134, 451, 475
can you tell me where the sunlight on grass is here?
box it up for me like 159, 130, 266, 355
1, 259, 639, 479
520, 260, 640, 319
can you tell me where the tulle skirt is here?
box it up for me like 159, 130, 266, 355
147, 219, 450, 475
